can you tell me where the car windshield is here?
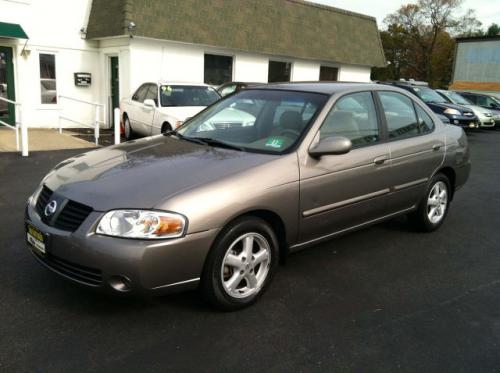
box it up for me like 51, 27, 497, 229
160, 85, 220, 107
490, 96, 500, 105
444, 91, 472, 105
413, 87, 448, 104
176, 89, 328, 154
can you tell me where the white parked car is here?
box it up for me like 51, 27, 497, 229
120, 82, 221, 139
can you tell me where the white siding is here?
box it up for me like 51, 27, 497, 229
292, 61, 319, 81
1, 0, 102, 128
1, 0, 375, 129
233, 54, 268, 83
338, 65, 371, 82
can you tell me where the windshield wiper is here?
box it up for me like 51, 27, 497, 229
163, 130, 206, 145
164, 131, 244, 151
193, 137, 245, 151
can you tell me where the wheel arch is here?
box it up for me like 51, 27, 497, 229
161, 121, 172, 133
435, 166, 456, 200
215, 209, 289, 264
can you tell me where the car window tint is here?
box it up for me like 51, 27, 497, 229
319, 92, 379, 146
160, 85, 220, 107
379, 92, 420, 140
415, 104, 435, 133
144, 84, 158, 106
462, 94, 477, 104
133, 85, 149, 102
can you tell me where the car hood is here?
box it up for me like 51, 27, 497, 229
42, 136, 277, 211
157, 106, 206, 122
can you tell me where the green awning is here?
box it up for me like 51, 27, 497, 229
0, 22, 28, 39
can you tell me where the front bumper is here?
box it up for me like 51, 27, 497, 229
25, 200, 220, 295
445, 115, 479, 129
479, 117, 496, 128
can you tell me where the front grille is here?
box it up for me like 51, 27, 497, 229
35, 185, 52, 218
35, 185, 93, 232
53, 201, 93, 231
33, 250, 103, 286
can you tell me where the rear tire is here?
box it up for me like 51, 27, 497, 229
200, 217, 279, 311
408, 173, 451, 232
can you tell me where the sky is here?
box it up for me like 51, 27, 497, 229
308, 0, 500, 30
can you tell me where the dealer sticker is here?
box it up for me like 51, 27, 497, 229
265, 137, 284, 149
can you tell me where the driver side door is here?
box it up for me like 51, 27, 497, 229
298, 91, 393, 244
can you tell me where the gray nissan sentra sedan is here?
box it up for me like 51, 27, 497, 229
25, 83, 470, 310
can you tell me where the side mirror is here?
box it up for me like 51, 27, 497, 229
490, 103, 499, 109
309, 136, 352, 158
143, 99, 156, 108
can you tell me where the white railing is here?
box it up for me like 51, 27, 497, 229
0, 96, 28, 156
57, 95, 105, 146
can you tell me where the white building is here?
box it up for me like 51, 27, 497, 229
0, 0, 385, 129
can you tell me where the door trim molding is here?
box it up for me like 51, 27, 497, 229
302, 188, 390, 217
292, 206, 415, 250
393, 177, 428, 191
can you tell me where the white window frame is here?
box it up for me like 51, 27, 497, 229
37, 51, 59, 108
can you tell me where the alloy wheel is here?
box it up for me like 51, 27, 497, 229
220, 232, 271, 299
427, 181, 448, 224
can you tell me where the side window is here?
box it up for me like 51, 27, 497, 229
475, 95, 487, 106
220, 84, 236, 97
414, 104, 435, 133
132, 85, 148, 102
319, 92, 379, 146
144, 84, 158, 106
379, 92, 419, 140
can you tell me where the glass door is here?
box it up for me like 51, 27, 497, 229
0, 46, 15, 126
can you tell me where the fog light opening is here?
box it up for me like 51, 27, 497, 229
109, 275, 132, 292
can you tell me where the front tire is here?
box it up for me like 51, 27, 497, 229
409, 174, 451, 232
161, 122, 172, 134
200, 217, 279, 311
123, 115, 135, 140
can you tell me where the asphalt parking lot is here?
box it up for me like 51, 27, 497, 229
1, 130, 499, 372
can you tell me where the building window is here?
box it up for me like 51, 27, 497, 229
268, 60, 291, 83
39, 53, 57, 104
204, 54, 233, 86
319, 66, 338, 81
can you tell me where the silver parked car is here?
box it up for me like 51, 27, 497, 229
26, 83, 470, 310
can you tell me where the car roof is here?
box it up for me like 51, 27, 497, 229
250, 82, 388, 95
157, 82, 212, 87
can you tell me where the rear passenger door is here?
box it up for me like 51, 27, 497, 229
377, 91, 445, 213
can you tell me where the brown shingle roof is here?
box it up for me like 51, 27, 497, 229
86, 0, 385, 67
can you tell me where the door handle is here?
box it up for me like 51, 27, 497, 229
432, 144, 442, 151
373, 155, 388, 165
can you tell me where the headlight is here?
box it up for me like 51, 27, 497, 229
96, 210, 187, 239
444, 108, 461, 116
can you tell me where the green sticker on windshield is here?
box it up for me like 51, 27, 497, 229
265, 137, 284, 149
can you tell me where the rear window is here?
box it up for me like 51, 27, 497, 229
160, 85, 220, 107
